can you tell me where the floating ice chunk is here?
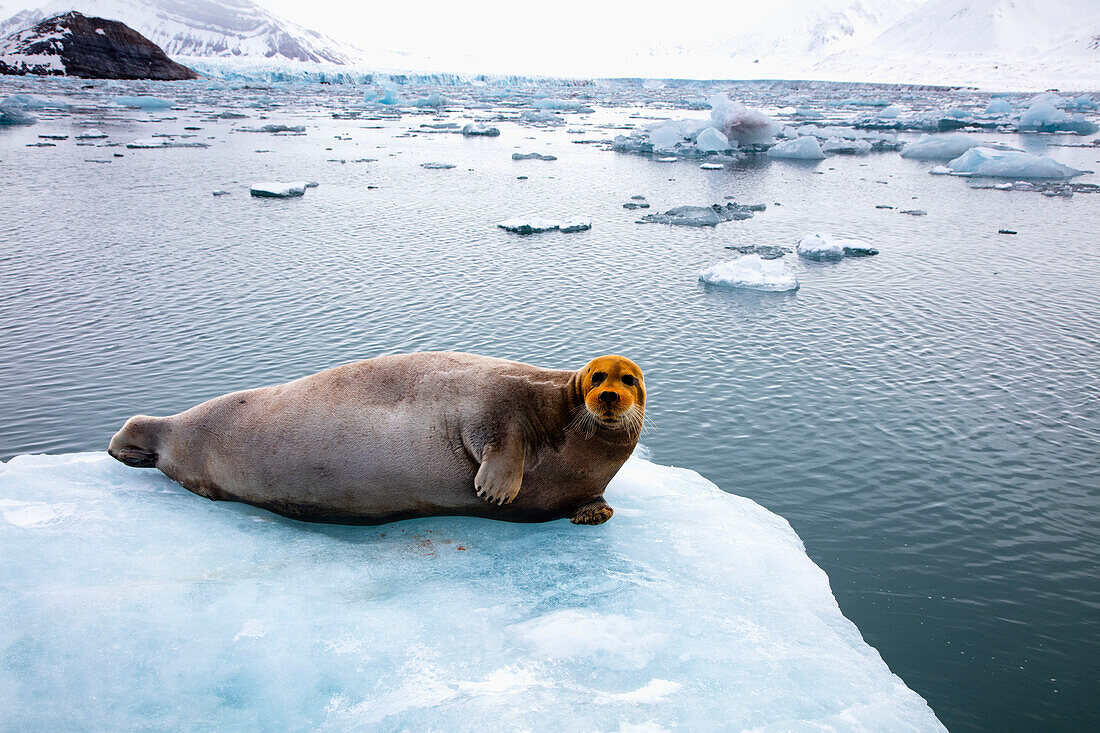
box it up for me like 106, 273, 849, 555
520, 109, 566, 125
250, 181, 309, 198
797, 233, 879, 261
112, 96, 174, 109
531, 99, 593, 112
700, 255, 799, 291
420, 162, 457, 169
0, 452, 944, 731
929, 165, 953, 175
822, 138, 872, 155
558, 219, 592, 233
638, 203, 757, 227
947, 147, 1083, 179
512, 153, 557, 161
700, 162, 724, 169
411, 93, 448, 107
364, 85, 401, 106
900, 134, 1018, 160
984, 99, 1013, 115
877, 105, 902, 118
0, 93, 66, 109
768, 137, 826, 160
1067, 95, 1097, 111
240, 124, 305, 133
212, 190, 230, 196
497, 217, 589, 234
708, 94, 778, 146
695, 126, 730, 152
1018, 102, 1099, 134
0, 105, 36, 126
461, 122, 499, 137
75, 129, 107, 139
126, 138, 210, 149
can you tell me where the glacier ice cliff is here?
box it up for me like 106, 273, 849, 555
0, 452, 944, 731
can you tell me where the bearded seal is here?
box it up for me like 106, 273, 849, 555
107, 352, 645, 526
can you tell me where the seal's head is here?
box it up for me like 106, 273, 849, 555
572, 355, 645, 437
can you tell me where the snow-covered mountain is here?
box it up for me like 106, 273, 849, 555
0, 0, 362, 64
813, 0, 1100, 89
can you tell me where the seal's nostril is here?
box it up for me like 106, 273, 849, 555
599, 391, 618, 405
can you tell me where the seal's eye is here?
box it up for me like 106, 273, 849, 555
622, 375, 637, 387
591, 372, 607, 386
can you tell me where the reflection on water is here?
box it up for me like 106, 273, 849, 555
1, 77, 1099, 731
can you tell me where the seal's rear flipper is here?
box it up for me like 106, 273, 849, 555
110, 447, 158, 468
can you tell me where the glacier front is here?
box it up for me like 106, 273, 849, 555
0, 452, 944, 731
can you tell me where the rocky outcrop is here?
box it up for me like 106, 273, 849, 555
0, 11, 198, 80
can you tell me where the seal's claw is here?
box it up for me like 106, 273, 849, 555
570, 500, 613, 525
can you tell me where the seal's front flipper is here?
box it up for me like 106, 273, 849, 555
570, 497, 613, 525
474, 433, 525, 506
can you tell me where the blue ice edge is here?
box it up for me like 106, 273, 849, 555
0, 452, 944, 731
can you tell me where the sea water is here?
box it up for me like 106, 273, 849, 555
1, 76, 1098, 731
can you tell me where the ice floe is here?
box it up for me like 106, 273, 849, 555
462, 122, 499, 137
797, 233, 879, 261
767, 136, 826, 160
250, 181, 311, 198
946, 148, 1083, 179
900, 134, 1017, 160
699, 255, 800, 292
637, 202, 762, 227
112, 96, 175, 109
0, 451, 944, 730
497, 218, 591, 234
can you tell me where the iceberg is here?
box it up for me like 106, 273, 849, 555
364, 84, 401, 106
708, 94, 778, 146
411, 93, 448, 108
983, 99, 1013, 116
797, 233, 879, 261
0, 452, 944, 731
699, 255, 800, 291
250, 181, 310, 197
111, 96, 175, 110
900, 134, 1018, 160
767, 136, 826, 160
947, 147, 1083, 179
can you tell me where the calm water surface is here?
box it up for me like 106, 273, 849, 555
1, 78, 1098, 731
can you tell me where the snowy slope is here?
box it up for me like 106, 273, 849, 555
813, 0, 1100, 89
1, 0, 362, 64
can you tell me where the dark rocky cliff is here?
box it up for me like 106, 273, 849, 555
0, 11, 198, 80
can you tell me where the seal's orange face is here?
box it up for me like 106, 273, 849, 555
578, 355, 645, 434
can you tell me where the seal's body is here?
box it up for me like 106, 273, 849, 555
108, 352, 645, 525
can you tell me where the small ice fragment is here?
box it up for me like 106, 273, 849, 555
767, 137, 826, 160
250, 181, 309, 198
558, 219, 592, 233
821, 138, 872, 155
797, 233, 878, 260
126, 138, 209, 149
411, 93, 448, 108
984, 99, 1013, 115
700, 163, 724, 170
212, 190, 230, 196
462, 123, 499, 137
699, 255, 799, 292
497, 218, 562, 234
655, 156, 677, 162
420, 162, 456, 169
900, 209, 927, 216
511, 153, 557, 161
75, 129, 107, 139
112, 96, 174, 109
